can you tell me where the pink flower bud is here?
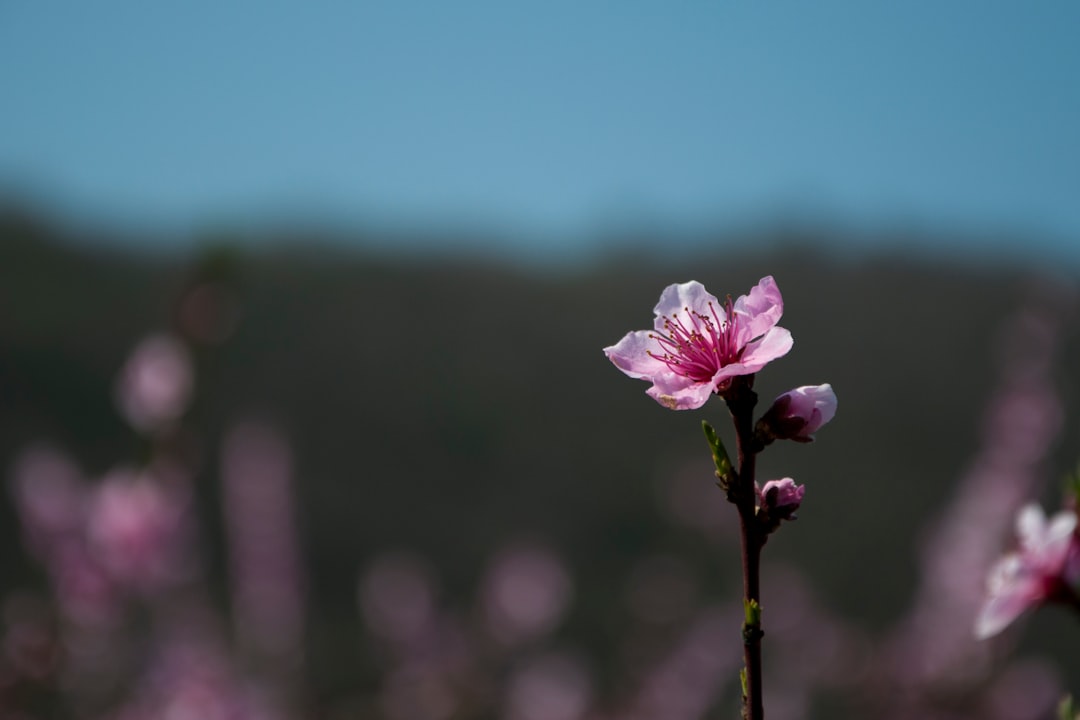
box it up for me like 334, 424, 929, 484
759, 384, 837, 443
758, 478, 804, 520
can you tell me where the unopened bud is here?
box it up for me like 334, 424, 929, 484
758, 478, 805, 522
757, 384, 837, 444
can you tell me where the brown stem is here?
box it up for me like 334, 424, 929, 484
727, 378, 764, 720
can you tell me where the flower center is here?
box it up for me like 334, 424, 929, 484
648, 297, 741, 382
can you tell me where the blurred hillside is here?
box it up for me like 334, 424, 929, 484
2, 205, 1080, 719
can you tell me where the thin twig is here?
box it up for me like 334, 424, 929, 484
727, 378, 764, 720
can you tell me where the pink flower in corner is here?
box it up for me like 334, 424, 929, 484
974, 503, 1080, 639
604, 277, 793, 410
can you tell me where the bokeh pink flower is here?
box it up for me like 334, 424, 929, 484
114, 333, 194, 434
480, 543, 572, 645
604, 277, 793, 410
359, 552, 438, 648
86, 468, 193, 595
503, 651, 593, 720
974, 503, 1080, 639
222, 422, 305, 666
9, 446, 87, 557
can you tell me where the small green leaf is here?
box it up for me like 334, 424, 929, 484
1059, 694, 1077, 720
744, 598, 761, 626
739, 667, 748, 698
702, 420, 733, 479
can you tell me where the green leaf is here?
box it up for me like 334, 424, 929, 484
702, 420, 734, 480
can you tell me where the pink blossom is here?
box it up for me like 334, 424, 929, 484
761, 384, 837, 442
221, 422, 305, 664
503, 651, 593, 720
10, 446, 87, 556
974, 503, 1080, 639
758, 478, 805, 519
86, 469, 191, 593
115, 334, 194, 434
359, 552, 438, 646
481, 543, 572, 645
604, 277, 792, 410
52, 540, 121, 627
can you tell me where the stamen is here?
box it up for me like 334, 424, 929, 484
648, 296, 743, 384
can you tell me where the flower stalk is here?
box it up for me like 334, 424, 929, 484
727, 377, 765, 720
605, 277, 834, 720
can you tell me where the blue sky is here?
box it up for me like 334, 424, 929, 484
1, 1, 1078, 261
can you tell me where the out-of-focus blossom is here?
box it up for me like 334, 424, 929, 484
875, 282, 1073, 717
621, 604, 742, 720
380, 661, 459, 720
984, 658, 1061, 720
375, 611, 478, 720
481, 543, 572, 645
86, 468, 192, 594
9, 446, 86, 557
221, 422, 305, 667
3, 593, 61, 681
604, 277, 792, 410
52, 541, 120, 627
760, 564, 869, 691
974, 504, 1080, 639
758, 479, 805, 521
503, 651, 593, 720
115, 334, 194, 434
9, 447, 124, 626
360, 552, 438, 647
111, 627, 282, 720
758, 384, 837, 443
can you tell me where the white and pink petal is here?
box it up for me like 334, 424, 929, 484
645, 373, 714, 410
1040, 510, 1078, 569
732, 276, 785, 346
604, 331, 669, 380
975, 554, 1040, 638
653, 281, 721, 329
975, 586, 1037, 639
735, 327, 794, 373
1016, 504, 1049, 551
